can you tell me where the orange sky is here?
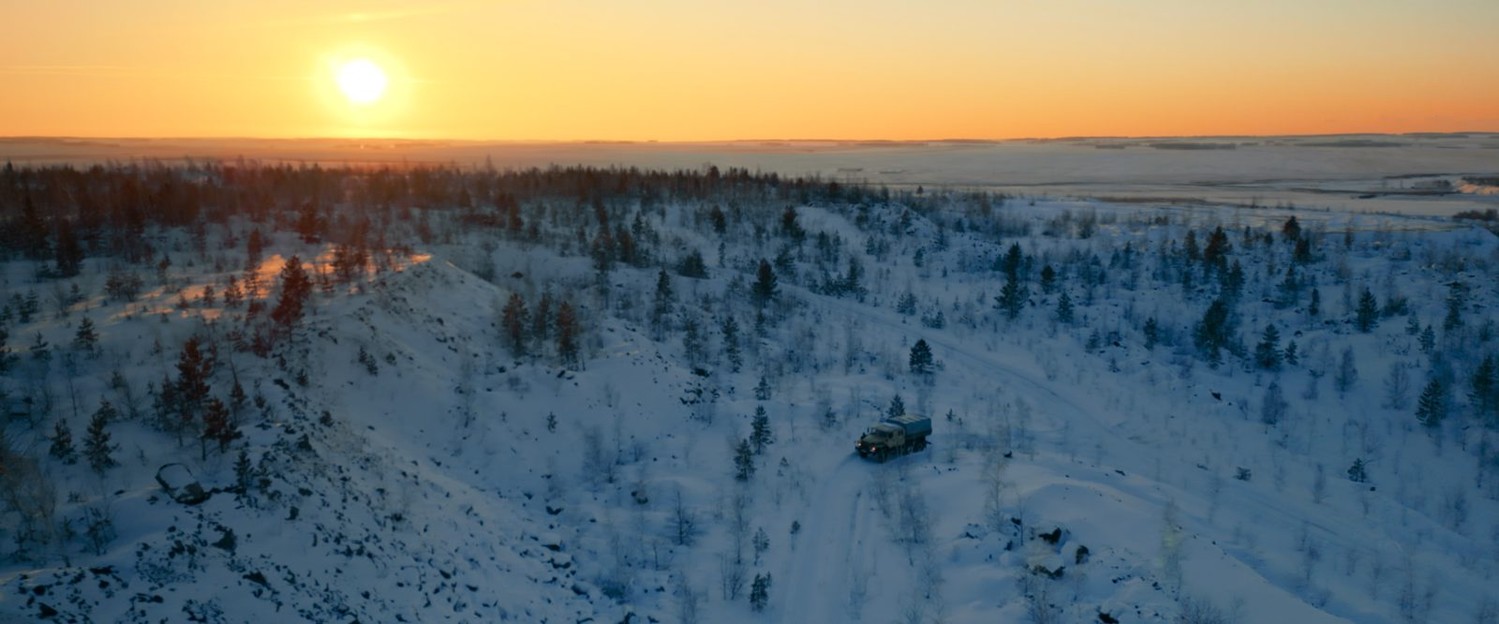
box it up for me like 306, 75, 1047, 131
3, 0, 1497, 141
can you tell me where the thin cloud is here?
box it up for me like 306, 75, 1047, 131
250, 1, 489, 29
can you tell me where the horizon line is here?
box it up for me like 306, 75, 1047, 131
4, 131, 1499, 145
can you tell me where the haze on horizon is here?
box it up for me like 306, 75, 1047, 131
3, 0, 1498, 142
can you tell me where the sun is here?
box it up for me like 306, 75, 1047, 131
335, 58, 388, 105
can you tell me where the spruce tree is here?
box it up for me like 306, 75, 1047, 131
202, 397, 236, 460
733, 438, 755, 482
999, 243, 1023, 281
909, 339, 934, 375
996, 279, 1025, 320
1255, 324, 1282, 370
749, 573, 772, 612
1355, 288, 1379, 332
1143, 317, 1159, 350
1193, 298, 1234, 364
722, 316, 742, 373
234, 447, 255, 496
270, 255, 313, 330
73, 317, 99, 353
888, 393, 906, 418
50, 418, 76, 463
1203, 226, 1231, 270
501, 293, 529, 358
1444, 281, 1467, 330
174, 336, 212, 444
653, 269, 674, 328
896, 291, 918, 316
85, 400, 119, 474
1471, 355, 1498, 424
752, 260, 777, 307
1055, 291, 1074, 324
1347, 458, 1368, 483
1039, 264, 1057, 294
750, 407, 774, 455
556, 301, 580, 367
1416, 378, 1446, 429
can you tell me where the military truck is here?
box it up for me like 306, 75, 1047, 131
855, 414, 932, 461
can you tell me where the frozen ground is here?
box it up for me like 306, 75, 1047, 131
0, 159, 1496, 623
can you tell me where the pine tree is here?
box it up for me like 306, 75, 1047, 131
733, 438, 755, 482
1419, 324, 1435, 354
909, 339, 934, 375
754, 374, 772, 401
54, 218, 83, 277
1055, 291, 1074, 324
202, 397, 236, 460
270, 255, 313, 330
1293, 236, 1313, 264
1143, 317, 1159, 350
996, 279, 1025, 320
722, 316, 742, 373
1308, 287, 1321, 317
839, 257, 865, 298
752, 260, 777, 307
1282, 216, 1302, 242
888, 393, 906, 418
175, 336, 213, 444
1415, 378, 1446, 429
73, 317, 99, 353
652, 268, 674, 335
1355, 288, 1379, 332
999, 243, 1024, 281
1203, 226, 1231, 270
85, 400, 119, 473
677, 249, 708, 278
682, 318, 705, 366
234, 447, 255, 496
896, 291, 918, 316
1444, 281, 1467, 330
1283, 340, 1299, 366
1471, 355, 1498, 424
501, 293, 529, 358
1039, 264, 1057, 294
556, 300, 580, 367
1193, 298, 1234, 364
1254, 324, 1282, 370
50, 418, 76, 463
750, 407, 774, 455
1347, 458, 1368, 483
749, 573, 772, 612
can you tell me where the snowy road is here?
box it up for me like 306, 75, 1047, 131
779, 455, 875, 623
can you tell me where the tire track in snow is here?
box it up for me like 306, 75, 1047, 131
780, 455, 866, 622
810, 292, 1479, 622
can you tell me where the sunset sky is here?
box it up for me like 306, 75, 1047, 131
3, 0, 1497, 141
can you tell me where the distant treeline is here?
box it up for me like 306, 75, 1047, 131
0, 160, 969, 268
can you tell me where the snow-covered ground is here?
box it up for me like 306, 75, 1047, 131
1, 159, 1497, 623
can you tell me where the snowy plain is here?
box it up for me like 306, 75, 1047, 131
0, 139, 1497, 623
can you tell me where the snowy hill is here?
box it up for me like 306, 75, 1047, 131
1, 163, 1497, 623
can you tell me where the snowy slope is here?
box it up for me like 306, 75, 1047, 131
2, 165, 1498, 624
